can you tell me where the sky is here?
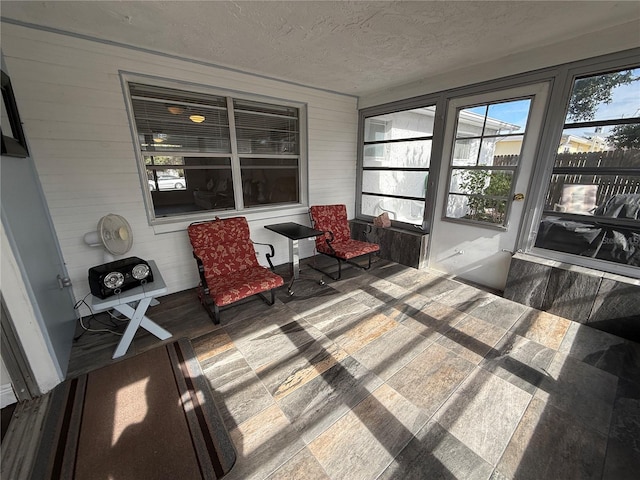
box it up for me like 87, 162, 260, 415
465, 99, 533, 133
587, 68, 640, 121
571, 70, 640, 140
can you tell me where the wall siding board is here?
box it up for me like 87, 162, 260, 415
21, 121, 133, 143
16, 100, 130, 125
2, 23, 357, 314
28, 141, 136, 158
37, 163, 139, 175
310, 107, 358, 121
13, 80, 126, 108
5, 58, 122, 91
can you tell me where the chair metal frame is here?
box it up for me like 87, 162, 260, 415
308, 205, 380, 281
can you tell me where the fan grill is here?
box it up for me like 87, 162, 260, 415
97, 214, 133, 255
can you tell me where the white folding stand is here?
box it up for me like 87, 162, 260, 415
90, 260, 172, 359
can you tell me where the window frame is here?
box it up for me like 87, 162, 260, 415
357, 98, 443, 231
521, 53, 640, 278
121, 74, 308, 227
442, 96, 534, 229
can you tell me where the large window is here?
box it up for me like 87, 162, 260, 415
534, 67, 640, 267
127, 82, 303, 220
360, 107, 435, 227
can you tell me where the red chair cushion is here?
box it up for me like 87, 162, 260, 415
309, 204, 352, 250
188, 217, 259, 278
205, 266, 284, 306
310, 204, 380, 260
188, 217, 284, 306
316, 239, 380, 259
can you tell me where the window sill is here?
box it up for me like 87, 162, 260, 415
351, 219, 428, 236
441, 216, 508, 231
151, 204, 310, 234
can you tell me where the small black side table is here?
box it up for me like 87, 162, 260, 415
264, 222, 325, 295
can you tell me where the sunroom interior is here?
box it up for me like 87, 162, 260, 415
1, 2, 639, 478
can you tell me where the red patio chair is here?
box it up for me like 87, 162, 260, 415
187, 217, 284, 324
309, 204, 380, 280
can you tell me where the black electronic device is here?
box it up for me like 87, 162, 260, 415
88, 257, 153, 299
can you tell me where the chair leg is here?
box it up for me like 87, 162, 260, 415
308, 255, 343, 281
309, 252, 376, 280
205, 290, 277, 325
346, 252, 374, 271
257, 289, 276, 306
203, 301, 221, 324
195, 283, 218, 324
200, 292, 220, 325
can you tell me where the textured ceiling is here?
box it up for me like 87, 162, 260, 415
2, 1, 639, 96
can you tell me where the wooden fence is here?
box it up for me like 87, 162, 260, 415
546, 149, 640, 208
467, 150, 639, 210
553, 149, 640, 169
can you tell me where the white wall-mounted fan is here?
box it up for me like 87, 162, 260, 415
83, 214, 133, 262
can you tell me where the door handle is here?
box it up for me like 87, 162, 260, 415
57, 275, 72, 289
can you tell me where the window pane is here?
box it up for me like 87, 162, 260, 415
447, 169, 513, 225
146, 168, 186, 191
537, 66, 640, 268
234, 99, 299, 155
233, 99, 298, 117
494, 137, 523, 159
362, 194, 424, 225
557, 126, 640, 156
449, 169, 514, 197
183, 157, 231, 168
240, 158, 299, 207
453, 137, 519, 167
456, 107, 486, 138
452, 139, 479, 166
566, 68, 640, 123
365, 120, 386, 144
362, 170, 427, 198
130, 83, 228, 108
149, 162, 235, 217
364, 106, 435, 141
144, 155, 185, 166
129, 83, 231, 154
446, 194, 508, 224
191, 165, 235, 211
363, 140, 432, 167
457, 99, 531, 138
479, 138, 502, 166
486, 99, 531, 134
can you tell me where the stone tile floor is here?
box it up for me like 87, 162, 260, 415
68, 258, 640, 479
186, 259, 640, 480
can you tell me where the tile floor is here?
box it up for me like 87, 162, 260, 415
71, 258, 640, 479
